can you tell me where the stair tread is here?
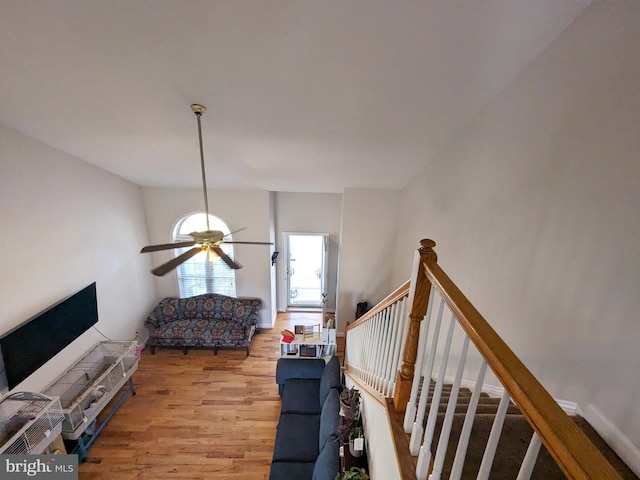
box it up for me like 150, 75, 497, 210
396, 382, 638, 480
419, 414, 638, 480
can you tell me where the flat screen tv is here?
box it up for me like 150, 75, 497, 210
0, 282, 98, 389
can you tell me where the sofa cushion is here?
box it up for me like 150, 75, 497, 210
281, 379, 321, 414
276, 358, 326, 396
312, 437, 340, 480
269, 461, 315, 480
318, 388, 340, 450
150, 320, 210, 346
149, 318, 249, 345
272, 413, 320, 462
318, 355, 341, 405
276, 358, 325, 383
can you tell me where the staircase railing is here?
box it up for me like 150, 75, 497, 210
344, 239, 623, 480
344, 280, 411, 401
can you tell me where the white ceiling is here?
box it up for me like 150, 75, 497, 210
0, 1, 589, 193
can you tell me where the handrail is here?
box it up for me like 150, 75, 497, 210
346, 280, 410, 331
415, 239, 622, 480
343, 370, 386, 406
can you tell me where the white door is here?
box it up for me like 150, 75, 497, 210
285, 233, 327, 308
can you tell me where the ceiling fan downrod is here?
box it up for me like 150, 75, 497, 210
192, 103, 210, 232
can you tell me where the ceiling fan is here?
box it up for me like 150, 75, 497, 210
140, 104, 273, 277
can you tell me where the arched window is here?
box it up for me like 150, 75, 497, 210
173, 213, 237, 298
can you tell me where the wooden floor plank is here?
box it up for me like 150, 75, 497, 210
77, 311, 326, 480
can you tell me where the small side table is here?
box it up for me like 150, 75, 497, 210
280, 332, 336, 358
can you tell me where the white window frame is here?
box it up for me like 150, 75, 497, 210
173, 213, 237, 298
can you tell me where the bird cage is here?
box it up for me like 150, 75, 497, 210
41, 340, 138, 438
0, 392, 64, 454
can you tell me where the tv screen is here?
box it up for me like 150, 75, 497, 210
0, 282, 98, 389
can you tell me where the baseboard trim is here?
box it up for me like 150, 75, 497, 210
577, 404, 640, 478
555, 398, 578, 415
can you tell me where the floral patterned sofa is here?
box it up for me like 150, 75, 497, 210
144, 293, 263, 356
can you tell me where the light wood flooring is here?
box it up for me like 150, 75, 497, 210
77, 311, 337, 480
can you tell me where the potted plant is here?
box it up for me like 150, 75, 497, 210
336, 416, 354, 444
348, 425, 364, 457
335, 467, 369, 480
339, 387, 360, 419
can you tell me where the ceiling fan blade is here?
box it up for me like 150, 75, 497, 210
141, 241, 197, 253
151, 246, 203, 277
211, 246, 242, 270
221, 241, 274, 245
225, 227, 247, 237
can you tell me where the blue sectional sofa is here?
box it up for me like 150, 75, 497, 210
144, 293, 262, 355
270, 355, 342, 480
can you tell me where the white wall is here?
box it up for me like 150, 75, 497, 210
337, 188, 399, 332
392, 1, 640, 448
345, 377, 401, 480
274, 192, 342, 312
0, 126, 156, 394
141, 187, 275, 327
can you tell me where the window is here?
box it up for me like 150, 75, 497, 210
173, 213, 237, 298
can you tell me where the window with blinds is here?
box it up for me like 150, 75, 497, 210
173, 213, 237, 298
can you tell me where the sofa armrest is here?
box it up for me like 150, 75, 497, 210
276, 358, 326, 391
144, 297, 181, 329
236, 297, 263, 326
242, 314, 259, 329
144, 311, 161, 329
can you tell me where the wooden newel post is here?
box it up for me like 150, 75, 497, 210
393, 239, 437, 413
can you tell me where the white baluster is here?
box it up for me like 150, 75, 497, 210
516, 432, 542, 480
403, 286, 435, 432
344, 329, 351, 370
361, 320, 370, 382
381, 303, 398, 394
397, 297, 410, 367
351, 326, 361, 376
370, 314, 380, 385
363, 314, 373, 384
407, 297, 445, 438
382, 307, 395, 391
376, 305, 395, 393
373, 309, 387, 390
350, 328, 358, 375
449, 361, 488, 480
403, 288, 438, 433
388, 298, 407, 396
429, 336, 470, 480
356, 327, 364, 377
476, 392, 512, 480
366, 313, 380, 385
415, 314, 456, 477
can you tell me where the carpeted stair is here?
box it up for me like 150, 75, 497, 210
409, 383, 639, 479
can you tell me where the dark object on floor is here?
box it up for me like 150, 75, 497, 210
355, 302, 369, 320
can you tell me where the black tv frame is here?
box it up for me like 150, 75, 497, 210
0, 282, 99, 390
